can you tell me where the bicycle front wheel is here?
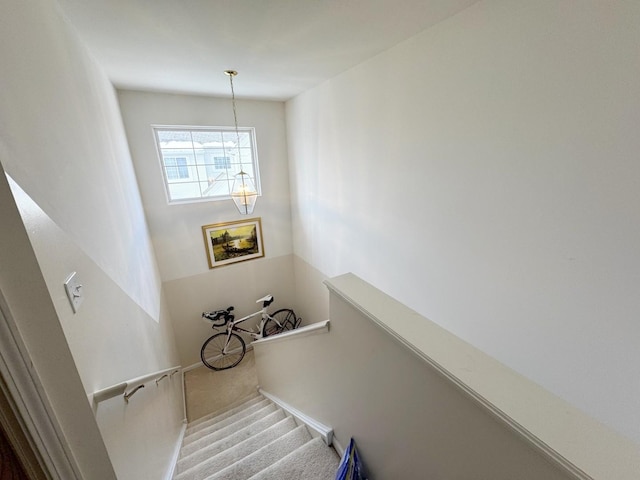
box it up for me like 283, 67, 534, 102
201, 332, 246, 370
263, 309, 297, 337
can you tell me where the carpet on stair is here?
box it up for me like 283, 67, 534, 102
246, 437, 340, 480
186, 391, 262, 431
203, 425, 312, 480
180, 403, 278, 457
186, 394, 265, 435
183, 398, 272, 444
174, 393, 340, 480
175, 414, 295, 476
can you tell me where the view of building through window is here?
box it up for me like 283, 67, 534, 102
153, 127, 260, 203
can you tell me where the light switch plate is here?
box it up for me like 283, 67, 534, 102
64, 272, 84, 313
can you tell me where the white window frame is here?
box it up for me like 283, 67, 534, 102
152, 125, 261, 205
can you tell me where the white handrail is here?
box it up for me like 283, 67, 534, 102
322, 273, 640, 480
252, 320, 330, 346
90, 366, 181, 408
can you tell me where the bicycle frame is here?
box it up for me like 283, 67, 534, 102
220, 295, 274, 353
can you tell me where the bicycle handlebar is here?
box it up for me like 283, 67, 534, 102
202, 294, 274, 328
202, 307, 234, 327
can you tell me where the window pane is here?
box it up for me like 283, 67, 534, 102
238, 148, 253, 163
221, 131, 239, 147
201, 178, 231, 197
197, 165, 217, 183
214, 156, 230, 169
202, 148, 226, 162
163, 153, 195, 182
155, 127, 259, 204
191, 130, 223, 146
167, 182, 202, 201
157, 130, 191, 143
237, 131, 251, 148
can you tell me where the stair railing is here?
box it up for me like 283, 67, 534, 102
253, 273, 640, 480
252, 319, 330, 346
90, 366, 181, 411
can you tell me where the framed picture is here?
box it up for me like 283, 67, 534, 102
202, 218, 264, 268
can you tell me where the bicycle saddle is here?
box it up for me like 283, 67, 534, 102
256, 294, 274, 308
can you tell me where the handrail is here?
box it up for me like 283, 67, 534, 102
90, 366, 181, 408
252, 320, 330, 346
322, 273, 640, 480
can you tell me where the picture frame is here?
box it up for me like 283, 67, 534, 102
202, 218, 264, 269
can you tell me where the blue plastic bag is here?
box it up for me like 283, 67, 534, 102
335, 438, 365, 480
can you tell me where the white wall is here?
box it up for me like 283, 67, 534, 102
0, 2, 160, 322
118, 90, 296, 365
254, 276, 572, 480
0, 1, 183, 478
8, 179, 180, 393
0, 168, 116, 480
286, 0, 640, 444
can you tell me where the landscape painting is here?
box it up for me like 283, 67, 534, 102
202, 218, 264, 268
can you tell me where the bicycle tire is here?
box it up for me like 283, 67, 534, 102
200, 332, 246, 370
263, 308, 297, 337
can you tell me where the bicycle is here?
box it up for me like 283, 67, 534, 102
200, 294, 300, 370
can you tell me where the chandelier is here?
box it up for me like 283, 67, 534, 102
225, 70, 257, 215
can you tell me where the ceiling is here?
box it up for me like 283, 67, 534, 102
56, 0, 479, 101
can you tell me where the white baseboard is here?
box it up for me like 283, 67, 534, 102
332, 436, 346, 458
258, 388, 333, 446
164, 421, 187, 480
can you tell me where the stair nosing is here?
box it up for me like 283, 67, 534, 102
179, 403, 279, 457
174, 415, 299, 479
185, 395, 268, 435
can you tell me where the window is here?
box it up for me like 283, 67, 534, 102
153, 126, 260, 204
214, 156, 231, 170
165, 157, 189, 180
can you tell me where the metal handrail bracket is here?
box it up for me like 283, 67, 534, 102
123, 384, 145, 403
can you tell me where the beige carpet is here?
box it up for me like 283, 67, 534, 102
174, 392, 340, 480
184, 349, 259, 422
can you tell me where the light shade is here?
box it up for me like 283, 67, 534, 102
231, 171, 258, 215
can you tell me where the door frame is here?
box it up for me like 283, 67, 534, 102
0, 290, 82, 479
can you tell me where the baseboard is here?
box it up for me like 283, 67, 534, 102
164, 421, 187, 480
258, 388, 333, 446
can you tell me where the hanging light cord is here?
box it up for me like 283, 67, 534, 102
228, 72, 240, 146
226, 71, 247, 189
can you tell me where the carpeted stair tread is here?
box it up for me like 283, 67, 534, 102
246, 437, 340, 480
179, 403, 278, 458
203, 424, 313, 480
187, 393, 263, 433
175, 417, 300, 480
185, 397, 271, 438
175, 411, 291, 475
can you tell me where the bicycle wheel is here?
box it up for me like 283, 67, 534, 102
263, 309, 297, 337
200, 332, 246, 370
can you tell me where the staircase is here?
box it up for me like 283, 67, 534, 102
173, 392, 340, 480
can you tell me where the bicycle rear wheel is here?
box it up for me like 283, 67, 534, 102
201, 332, 246, 370
263, 308, 297, 337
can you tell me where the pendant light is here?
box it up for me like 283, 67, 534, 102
225, 70, 258, 215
